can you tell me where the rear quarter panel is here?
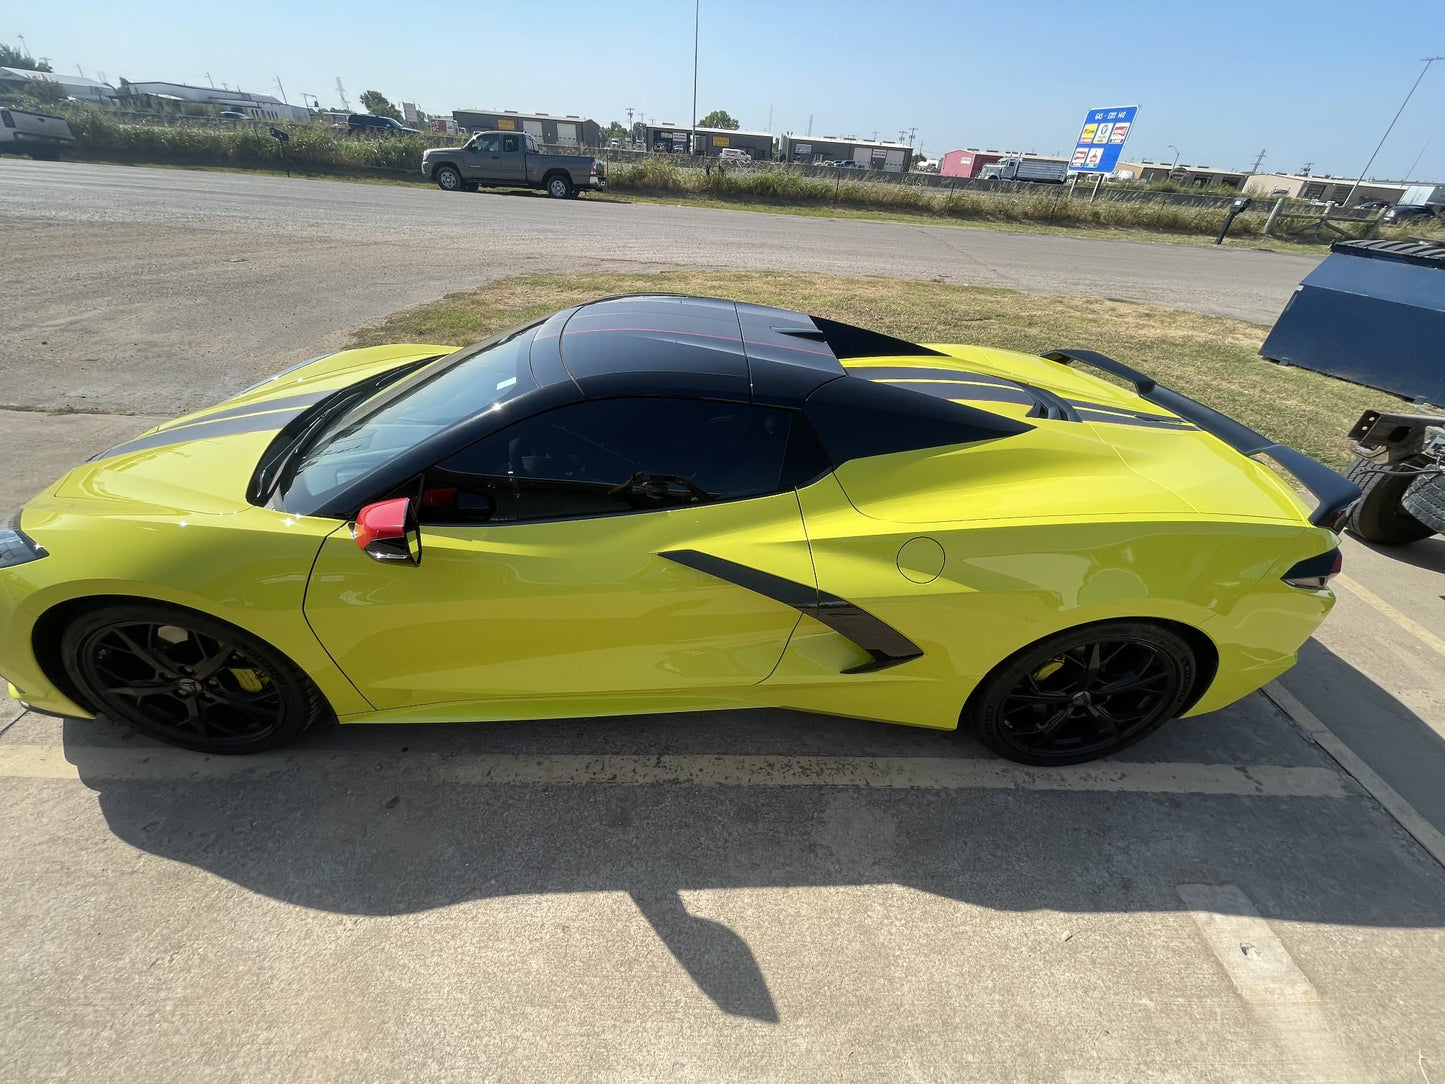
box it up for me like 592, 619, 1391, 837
773, 469, 1334, 729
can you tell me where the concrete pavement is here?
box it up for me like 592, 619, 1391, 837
3, 158, 1444, 1082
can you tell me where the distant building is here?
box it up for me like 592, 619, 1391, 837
121, 81, 308, 120
451, 110, 602, 147
640, 124, 775, 159
1116, 160, 1247, 189
1241, 172, 1408, 207
780, 134, 912, 172
0, 67, 116, 104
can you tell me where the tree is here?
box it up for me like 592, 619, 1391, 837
603, 120, 629, 143
359, 90, 402, 121
0, 42, 52, 71
22, 79, 65, 105
696, 109, 739, 130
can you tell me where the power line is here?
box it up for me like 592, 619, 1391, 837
1345, 56, 1442, 205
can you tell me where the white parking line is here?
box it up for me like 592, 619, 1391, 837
1266, 681, 1445, 869
0, 742, 1353, 797
1178, 883, 1366, 1081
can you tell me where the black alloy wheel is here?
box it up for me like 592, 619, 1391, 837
62, 602, 324, 754
967, 623, 1195, 765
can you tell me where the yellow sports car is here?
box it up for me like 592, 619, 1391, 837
0, 295, 1357, 763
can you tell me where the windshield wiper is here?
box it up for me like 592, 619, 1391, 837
249, 361, 433, 507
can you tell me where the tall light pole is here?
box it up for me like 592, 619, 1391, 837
1345, 56, 1442, 205
691, 0, 699, 153
1168, 144, 1180, 170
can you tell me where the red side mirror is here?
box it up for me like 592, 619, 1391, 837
351, 497, 421, 565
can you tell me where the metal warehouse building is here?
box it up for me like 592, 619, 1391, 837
451, 110, 602, 148
781, 135, 912, 172
640, 124, 774, 159
694, 127, 775, 159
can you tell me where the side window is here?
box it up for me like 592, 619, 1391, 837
502, 134, 520, 153
472, 133, 499, 154
422, 398, 807, 525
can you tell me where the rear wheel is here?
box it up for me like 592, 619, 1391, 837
61, 602, 326, 754
434, 165, 463, 192
545, 173, 573, 199
965, 622, 1195, 766
1344, 457, 1435, 545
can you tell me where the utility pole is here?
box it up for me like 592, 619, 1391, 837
1345, 56, 1442, 205
206, 72, 215, 88
807, 114, 812, 136
691, 0, 699, 150
273, 76, 288, 105
335, 78, 350, 111
1249, 148, 1266, 173
1299, 162, 1313, 177
766, 104, 772, 132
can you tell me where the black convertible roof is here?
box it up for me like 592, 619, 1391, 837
527, 294, 942, 407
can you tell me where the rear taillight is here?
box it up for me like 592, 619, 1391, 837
590, 160, 598, 174
1282, 549, 1341, 590
1, 111, 14, 129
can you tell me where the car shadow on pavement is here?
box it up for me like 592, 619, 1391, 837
60, 674, 1445, 1023
1286, 636, 1445, 834
1348, 533, 1445, 576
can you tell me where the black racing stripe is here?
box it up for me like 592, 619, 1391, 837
90, 407, 312, 461
160, 390, 333, 429
658, 549, 923, 673
1069, 399, 1191, 424
1074, 409, 1196, 430
847, 365, 1024, 388
879, 381, 1036, 406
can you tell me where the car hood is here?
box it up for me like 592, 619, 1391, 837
31, 344, 452, 520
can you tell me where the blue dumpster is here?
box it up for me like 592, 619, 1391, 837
1260, 239, 1445, 405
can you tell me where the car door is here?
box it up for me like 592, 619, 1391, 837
462, 132, 502, 181
493, 132, 527, 184
303, 397, 822, 712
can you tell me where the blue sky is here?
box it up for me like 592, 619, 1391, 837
12, 0, 1445, 179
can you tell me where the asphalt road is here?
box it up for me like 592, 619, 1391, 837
0, 158, 1320, 419
3, 158, 1444, 1083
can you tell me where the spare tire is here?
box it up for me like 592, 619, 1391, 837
1343, 457, 1436, 545
1401, 470, 1445, 535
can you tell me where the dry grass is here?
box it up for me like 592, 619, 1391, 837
349, 271, 1390, 470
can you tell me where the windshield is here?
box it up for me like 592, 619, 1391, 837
275, 323, 539, 512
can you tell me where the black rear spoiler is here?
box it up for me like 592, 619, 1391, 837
1041, 348, 1360, 530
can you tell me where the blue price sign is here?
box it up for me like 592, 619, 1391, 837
1069, 105, 1139, 174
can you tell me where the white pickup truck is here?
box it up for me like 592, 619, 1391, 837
0, 107, 75, 161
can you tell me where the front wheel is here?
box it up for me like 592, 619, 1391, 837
965, 622, 1196, 765
61, 602, 327, 754
545, 173, 573, 199
434, 165, 463, 192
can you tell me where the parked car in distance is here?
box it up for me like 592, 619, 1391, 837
348, 113, 422, 136
1354, 200, 1391, 212
1383, 204, 1441, 225
0, 107, 75, 161
422, 130, 606, 198
717, 148, 751, 163
218, 111, 250, 121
